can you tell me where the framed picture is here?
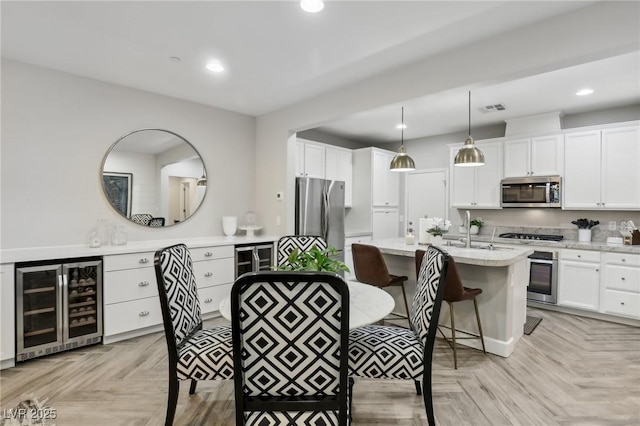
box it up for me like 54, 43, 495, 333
102, 172, 132, 217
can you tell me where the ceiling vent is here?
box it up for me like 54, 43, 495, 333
483, 103, 506, 112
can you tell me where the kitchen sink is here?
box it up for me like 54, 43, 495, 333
443, 240, 513, 251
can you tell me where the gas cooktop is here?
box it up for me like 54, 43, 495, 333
498, 233, 564, 242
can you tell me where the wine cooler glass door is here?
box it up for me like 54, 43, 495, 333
16, 264, 63, 355
64, 260, 102, 341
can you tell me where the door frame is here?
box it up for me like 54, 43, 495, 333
403, 168, 449, 235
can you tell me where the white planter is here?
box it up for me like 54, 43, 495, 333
470, 225, 480, 235
578, 229, 592, 242
431, 235, 443, 246
222, 216, 237, 236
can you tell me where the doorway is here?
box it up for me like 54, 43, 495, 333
405, 168, 448, 234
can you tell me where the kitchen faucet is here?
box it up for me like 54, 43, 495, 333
465, 210, 471, 248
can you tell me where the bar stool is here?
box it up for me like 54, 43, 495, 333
351, 243, 410, 324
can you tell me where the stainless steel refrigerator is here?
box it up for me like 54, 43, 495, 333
295, 177, 346, 262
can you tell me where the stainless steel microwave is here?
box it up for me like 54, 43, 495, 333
501, 176, 561, 208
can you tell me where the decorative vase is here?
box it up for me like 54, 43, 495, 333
470, 225, 479, 235
222, 216, 237, 236
578, 229, 592, 242
431, 235, 443, 246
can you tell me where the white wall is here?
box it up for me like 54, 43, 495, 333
1, 59, 256, 249
255, 2, 640, 236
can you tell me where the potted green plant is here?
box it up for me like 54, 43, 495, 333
276, 245, 350, 273
470, 217, 483, 235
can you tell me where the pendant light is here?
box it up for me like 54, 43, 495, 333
390, 107, 416, 172
196, 167, 207, 187
454, 91, 485, 167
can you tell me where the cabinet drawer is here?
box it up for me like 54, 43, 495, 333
602, 289, 640, 319
104, 297, 163, 336
603, 265, 640, 293
190, 245, 234, 262
193, 258, 235, 289
199, 283, 233, 315
560, 249, 600, 263
603, 252, 640, 267
104, 252, 155, 272
104, 268, 158, 305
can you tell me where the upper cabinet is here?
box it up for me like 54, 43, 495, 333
563, 125, 640, 210
503, 134, 563, 177
296, 138, 353, 207
450, 141, 503, 209
371, 150, 399, 207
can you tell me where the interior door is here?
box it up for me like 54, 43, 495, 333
406, 169, 447, 234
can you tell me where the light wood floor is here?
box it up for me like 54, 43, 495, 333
1, 308, 639, 425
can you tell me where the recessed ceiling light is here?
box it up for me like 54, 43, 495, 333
206, 61, 225, 73
300, 0, 324, 13
576, 88, 594, 96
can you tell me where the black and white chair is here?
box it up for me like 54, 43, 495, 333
348, 246, 449, 426
131, 213, 153, 226
231, 271, 350, 425
154, 244, 234, 426
276, 235, 327, 268
148, 217, 165, 227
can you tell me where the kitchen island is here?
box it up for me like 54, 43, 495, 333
367, 238, 534, 357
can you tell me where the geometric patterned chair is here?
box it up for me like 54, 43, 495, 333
351, 243, 410, 325
231, 271, 350, 425
131, 213, 153, 226
276, 235, 328, 268
154, 244, 234, 426
348, 247, 449, 426
148, 217, 165, 227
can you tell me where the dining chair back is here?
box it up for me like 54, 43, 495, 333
348, 246, 449, 426
154, 244, 234, 426
131, 213, 153, 226
276, 235, 327, 267
148, 217, 165, 227
231, 271, 350, 425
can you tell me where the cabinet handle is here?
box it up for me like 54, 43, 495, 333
621, 302, 625, 306
621, 258, 626, 262
139, 258, 149, 264
577, 255, 581, 258
621, 277, 626, 281
204, 272, 213, 277
205, 252, 213, 257
595, 268, 599, 272
139, 311, 150, 317
138, 281, 150, 287
204, 298, 213, 303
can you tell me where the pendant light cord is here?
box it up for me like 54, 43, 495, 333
468, 90, 471, 136
401, 107, 405, 146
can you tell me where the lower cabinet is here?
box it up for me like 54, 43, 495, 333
344, 234, 372, 281
0, 264, 15, 369
601, 253, 640, 319
103, 245, 235, 342
558, 250, 601, 311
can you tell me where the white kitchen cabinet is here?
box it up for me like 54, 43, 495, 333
503, 134, 562, 177
296, 138, 326, 179
450, 141, 503, 208
372, 150, 399, 207
372, 208, 399, 240
558, 249, 600, 311
0, 264, 15, 369
325, 146, 353, 207
344, 234, 373, 281
600, 253, 640, 320
564, 125, 640, 210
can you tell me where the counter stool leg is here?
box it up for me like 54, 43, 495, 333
401, 282, 410, 320
473, 298, 486, 354
449, 301, 458, 370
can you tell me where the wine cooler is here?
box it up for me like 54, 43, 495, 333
235, 243, 274, 278
16, 257, 103, 362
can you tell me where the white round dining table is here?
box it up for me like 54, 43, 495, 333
217, 280, 395, 329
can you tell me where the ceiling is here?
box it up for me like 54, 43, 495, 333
2, 1, 638, 142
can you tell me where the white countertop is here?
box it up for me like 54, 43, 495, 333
370, 238, 534, 267
0, 236, 280, 264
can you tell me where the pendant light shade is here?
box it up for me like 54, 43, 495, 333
390, 107, 416, 172
196, 167, 207, 187
300, 0, 324, 13
454, 91, 485, 167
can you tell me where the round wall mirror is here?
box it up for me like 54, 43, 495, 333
101, 129, 207, 227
